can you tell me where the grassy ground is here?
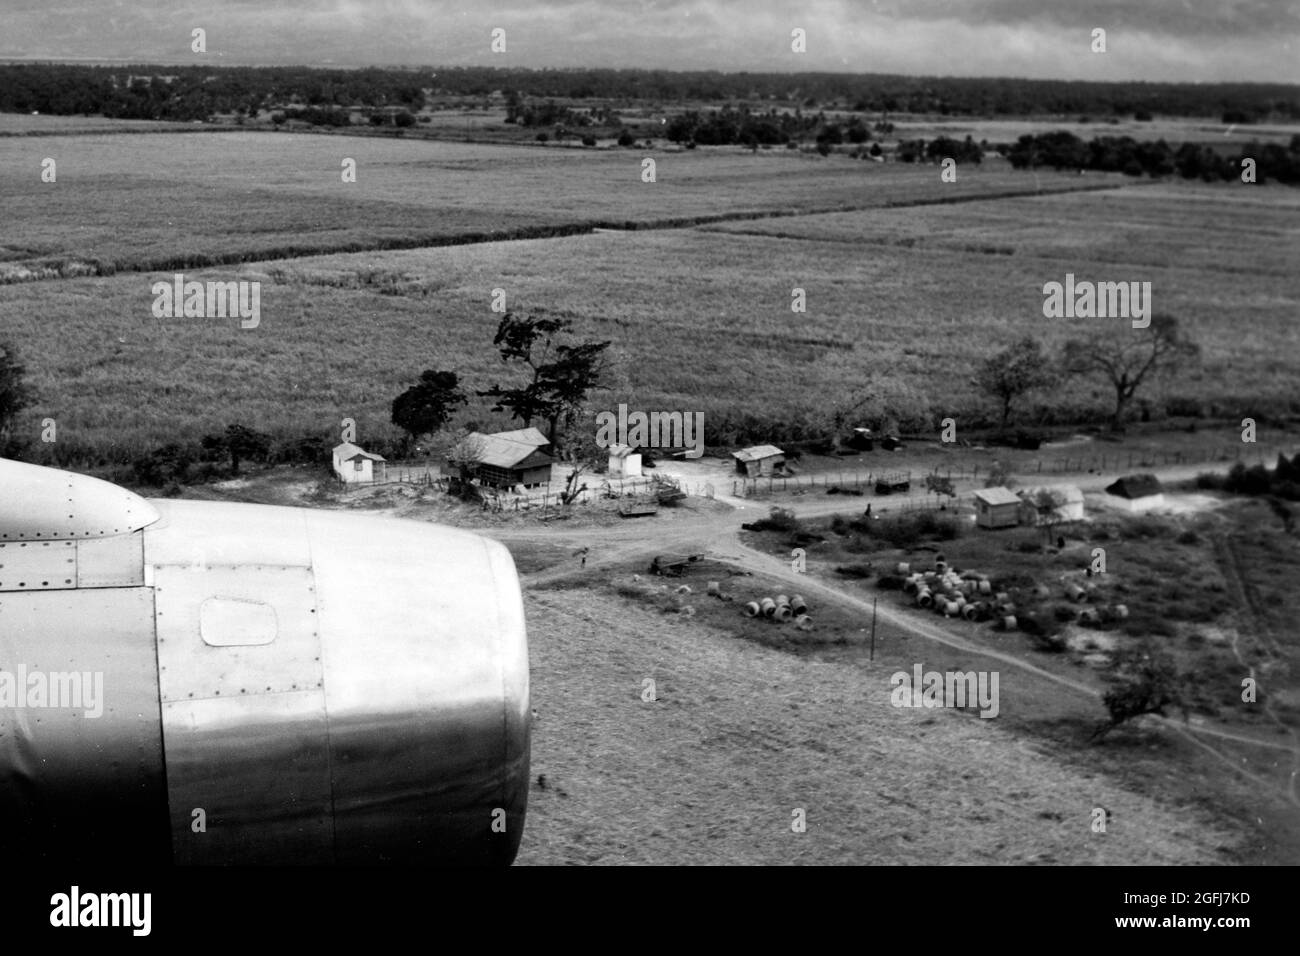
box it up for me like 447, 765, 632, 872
515, 579, 1266, 864
738, 492, 1300, 745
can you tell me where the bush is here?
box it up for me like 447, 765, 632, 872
581, 135, 597, 147
617, 129, 636, 147
1127, 516, 1169, 538
535, 132, 549, 142
133, 443, 196, 487
869, 510, 962, 548
1096, 645, 1188, 738
834, 563, 873, 578
394, 110, 415, 128
1195, 471, 1225, 491
876, 574, 906, 590
742, 506, 801, 534
1224, 462, 1271, 496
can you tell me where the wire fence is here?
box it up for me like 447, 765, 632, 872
732, 442, 1288, 499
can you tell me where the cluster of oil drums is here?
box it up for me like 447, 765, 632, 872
899, 561, 1016, 629
742, 593, 813, 629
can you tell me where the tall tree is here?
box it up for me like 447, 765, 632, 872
479, 313, 611, 446
1062, 314, 1199, 431
391, 370, 467, 456
973, 336, 1055, 429
202, 423, 271, 477
0, 340, 35, 448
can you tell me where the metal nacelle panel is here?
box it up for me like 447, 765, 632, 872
162, 692, 334, 865
0, 539, 77, 592
145, 500, 312, 570
305, 510, 530, 864
154, 565, 321, 701
0, 587, 168, 864
152, 563, 333, 864
0, 456, 159, 540
76, 530, 145, 588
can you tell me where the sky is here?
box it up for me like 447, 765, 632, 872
1, 0, 1295, 83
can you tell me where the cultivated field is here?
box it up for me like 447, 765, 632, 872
0, 129, 1118, 278
2, 145, 1295, 463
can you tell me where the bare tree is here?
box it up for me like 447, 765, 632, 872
1062, 314, 1199, 431
1024, 487, 1068, 545
984, 460, 1015, 489
554, 410, 604, 506
924, 472, 956, 507
443, 430, 486, 498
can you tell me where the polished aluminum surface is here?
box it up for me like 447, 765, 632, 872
305, 506, 530, 864
0, 456, 159, 540
0, 586, 169, 864
154, 561, 332, 863
147, 498, 531, 865
0, 460, 530, 866
0, 530, 145, 592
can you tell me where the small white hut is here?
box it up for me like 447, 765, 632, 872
608, 443, 642, 478
333, 442, 386, 484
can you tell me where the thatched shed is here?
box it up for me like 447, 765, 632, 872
1104, 473, 1164, 512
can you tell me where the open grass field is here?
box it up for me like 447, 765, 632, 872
0, 130, 1121, 279
516, 585, 1245, 864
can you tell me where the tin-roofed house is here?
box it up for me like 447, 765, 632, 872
451, 429, 554, 490
1104, 473, 1165, 512
973, 486, 1022, 529
333, 442, 386, 484
732, 445, 786, 477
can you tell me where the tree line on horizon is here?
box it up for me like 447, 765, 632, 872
2, 63, 1297, 123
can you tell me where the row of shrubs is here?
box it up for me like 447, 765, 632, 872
1196, 454, 1300, 500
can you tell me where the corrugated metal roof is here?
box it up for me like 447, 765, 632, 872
733, 444, 785, 462
493, 427, 549, 447
973, 487, 1021, 506
333, 442, 386, 462
465, 432, 554, 470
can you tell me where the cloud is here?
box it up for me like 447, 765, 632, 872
0, 0, 1294, 81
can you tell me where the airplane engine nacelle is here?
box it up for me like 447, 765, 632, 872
0, 458, 529, 865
